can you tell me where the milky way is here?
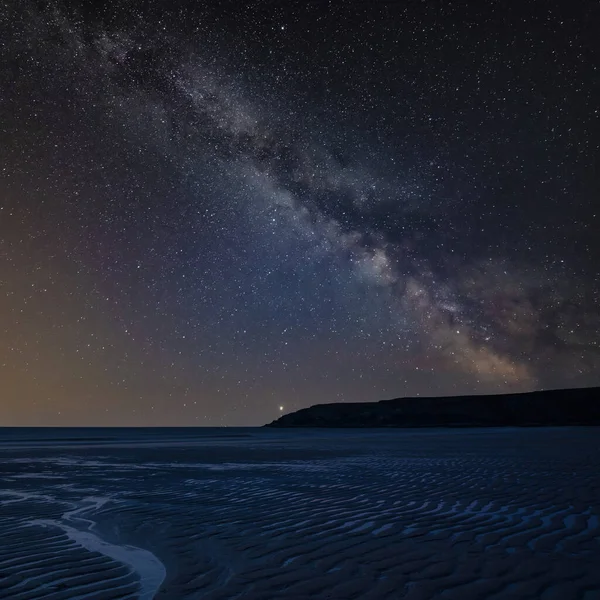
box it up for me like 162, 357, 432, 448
1, 1, 598, 425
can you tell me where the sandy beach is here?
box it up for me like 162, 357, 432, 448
0, 427, 599, 599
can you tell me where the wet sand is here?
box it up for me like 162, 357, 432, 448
0, 427, 599, 599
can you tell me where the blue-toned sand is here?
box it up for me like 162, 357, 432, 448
1, 427, 599, 599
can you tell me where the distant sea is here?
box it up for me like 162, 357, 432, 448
0, 427, 258, 447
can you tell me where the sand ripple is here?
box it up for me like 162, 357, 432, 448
0, 428, 599, 599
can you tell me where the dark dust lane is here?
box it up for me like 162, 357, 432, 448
0, 428, 599, 600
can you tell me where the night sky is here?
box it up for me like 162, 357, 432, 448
1, 1, 598, 426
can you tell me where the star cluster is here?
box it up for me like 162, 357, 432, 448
1, 1, 598, 425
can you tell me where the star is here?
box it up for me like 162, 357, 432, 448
0, 0, 597, 426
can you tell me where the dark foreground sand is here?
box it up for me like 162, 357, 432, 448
0, 427, 599, 599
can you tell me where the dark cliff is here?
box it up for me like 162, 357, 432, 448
265, 387, 600, 428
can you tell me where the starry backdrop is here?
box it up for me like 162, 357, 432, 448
1, 0, 598, 426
